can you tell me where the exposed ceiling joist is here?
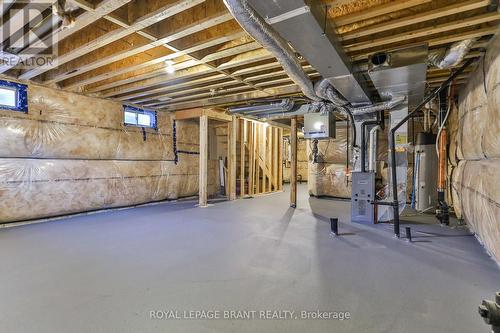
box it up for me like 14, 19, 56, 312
340, 0, 492, 41
0, 0, 133, 74
333, 0, 432, 26
62, 31, 247, 89
19, 0, 207, 80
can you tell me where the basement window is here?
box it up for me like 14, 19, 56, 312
0, 80, 28, 113
123, 105, 157, 129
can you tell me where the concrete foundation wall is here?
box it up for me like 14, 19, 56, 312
450, 34, 500, 263
0, 82, 216, 223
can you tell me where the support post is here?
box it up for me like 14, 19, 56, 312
290, 116, 298, 208
240, 119, 246, 197
228, 115, 237, 201
199, 115, 208, 207
248, 121, 255, 195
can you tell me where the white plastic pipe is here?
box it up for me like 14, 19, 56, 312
368, 125, 380, 172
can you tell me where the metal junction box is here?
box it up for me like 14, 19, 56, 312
351, 171, 376, 225
303, 112, 336, 139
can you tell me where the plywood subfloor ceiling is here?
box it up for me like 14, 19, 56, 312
1, 0, 499, 111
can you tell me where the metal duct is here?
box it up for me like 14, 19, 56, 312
368, 45, 427, 222
368, 45, 428, 111
247, 0, 372, 105
223, 0, 320, 101
228, 99, 295, 114
428, 39, 476, 69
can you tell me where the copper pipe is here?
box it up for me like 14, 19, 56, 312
437, 128, 447, 191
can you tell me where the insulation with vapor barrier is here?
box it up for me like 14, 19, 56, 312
0, 83, 218, 223
449, 34, 500, 263
306, 126, 388, 198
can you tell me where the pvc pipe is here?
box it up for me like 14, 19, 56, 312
368, 125, 380, 172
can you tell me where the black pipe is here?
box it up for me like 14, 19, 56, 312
346, 113, 350, 170
389, 58, 475, 238
340, 105, 357, 149
437, 89, 450, 225
360, 111, 383, 172
330, 218, 339, 236
405, 227, 412, 242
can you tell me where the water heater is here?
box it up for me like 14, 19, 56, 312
413, 132, 438, 212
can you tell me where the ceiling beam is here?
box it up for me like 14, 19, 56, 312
333, 0, 432, 26
0, 0, 133, 74
344, 12, 500, 53
93, 41, 262, 95
19, 0, 207, 80
43, 11, 235, 85
61, 31, 246, 89
97, 48, 274, 98
340, 0, 491, 41
131, 65, 316, 104
349, 27, 498, 61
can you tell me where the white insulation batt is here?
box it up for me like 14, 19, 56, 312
0, 83, 219, 223
307, 125, 394, 199
450, 34, 500, 263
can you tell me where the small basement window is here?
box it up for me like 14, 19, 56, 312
0, 80, 28, 113
123, 105, 157, 129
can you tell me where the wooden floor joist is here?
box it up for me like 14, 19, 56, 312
0, 0, 497, 110
333, 0, 432, 26
340, 0, 492, 41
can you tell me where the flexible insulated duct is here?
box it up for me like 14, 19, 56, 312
428, 39, 476, 69
314, 79, 349, 106
350, 95, 406, 116
223, 0, 320, 101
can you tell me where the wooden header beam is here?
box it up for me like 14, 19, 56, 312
175, 108, 233, 122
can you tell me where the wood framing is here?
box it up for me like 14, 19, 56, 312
0, 0, 497, 109
199, 114, 209, 208
237, 119, 283, 198
175, 108, 233, 122
290, 117, 298, 208
228, 115, 238, 201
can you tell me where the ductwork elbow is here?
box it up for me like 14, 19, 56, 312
428, 39, 476, 69
314, 79, 349, 107
223, 0, 321, 101
350, 95, 406, 116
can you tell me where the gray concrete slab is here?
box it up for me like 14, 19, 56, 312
0, 185, 498, 333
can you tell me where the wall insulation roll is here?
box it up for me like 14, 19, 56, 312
456, 59, 488, 161
482, 32, 500, 158
450, 159, 500, 262
450, 34, 500, 263
307, 126, 388, 198
0, 82, 217, 223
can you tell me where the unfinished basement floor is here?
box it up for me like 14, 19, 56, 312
0, 185, 498, 333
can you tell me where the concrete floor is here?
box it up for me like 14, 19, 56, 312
0, 185, 498, 333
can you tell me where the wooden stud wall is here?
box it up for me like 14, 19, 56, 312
237, 119, 283, 198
